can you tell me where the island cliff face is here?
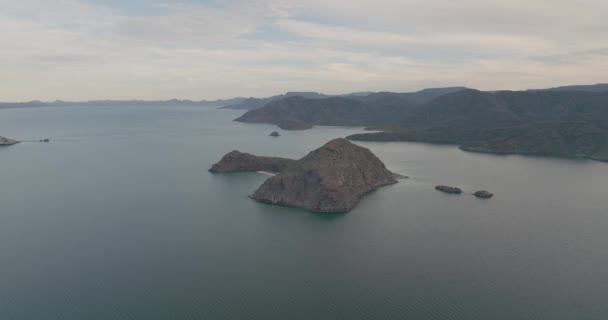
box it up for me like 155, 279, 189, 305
210, 139, 400, 213
0, 136, 20, 145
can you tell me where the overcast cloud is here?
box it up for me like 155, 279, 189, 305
1, 0, 607, 101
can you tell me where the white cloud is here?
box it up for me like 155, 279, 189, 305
0, 0, 606, 101
276, 19, 556, 54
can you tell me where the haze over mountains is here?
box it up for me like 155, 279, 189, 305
221, 92, 332, 110
529, 84, 608, 93
0, 88, 463, 110
0, 98, 247, 109
2, 83, 606, 109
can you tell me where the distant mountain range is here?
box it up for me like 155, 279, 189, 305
3, 83, 608, 161
0, 98, 247, 109
221, 92, 331, 110
0, 92, 338, 110
1, 83, 605, 109
234, 84, 608, 162
221, 87, 468, 110
529, 83, 608, 92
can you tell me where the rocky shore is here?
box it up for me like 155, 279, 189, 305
0, 136, 20, 146
210, 138, 402, 213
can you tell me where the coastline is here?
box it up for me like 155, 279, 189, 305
0, 136, 20, 146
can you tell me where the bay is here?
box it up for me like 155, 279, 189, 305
0, 105, 607, 319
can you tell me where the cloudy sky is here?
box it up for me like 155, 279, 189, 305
1, 0, 607, 101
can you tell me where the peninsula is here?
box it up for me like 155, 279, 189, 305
210, 139, 402, 213
234, 86, 608, 162
209, 151, 296, 174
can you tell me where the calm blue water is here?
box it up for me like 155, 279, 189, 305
0, 105, 607, 320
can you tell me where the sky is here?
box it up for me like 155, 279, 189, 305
1, 0, 607, 101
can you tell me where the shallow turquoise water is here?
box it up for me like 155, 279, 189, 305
0, 105, 607, 319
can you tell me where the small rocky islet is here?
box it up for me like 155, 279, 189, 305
210, 138, 404, 213
435, 185, 494, 199
435, 185, 463, 194
474, 190, 494, 199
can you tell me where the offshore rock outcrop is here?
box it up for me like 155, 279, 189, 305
0, 136, 20, 146
210, 138, 401, 213
435, 185, 463, 194
208, 151, 296, 174
474, 190, 494, 198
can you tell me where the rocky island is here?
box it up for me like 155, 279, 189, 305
474, 190, 494, 198
435, 185, 463, 194
0, 136, 20, 146
210, 138, 403, 213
